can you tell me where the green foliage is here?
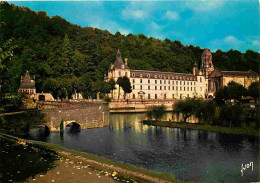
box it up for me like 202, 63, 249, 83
147, 105, 166, 121
218, 102, 244, 127
1, 94, 25, 112
174, 98, 201, 122
103, 95, 111, 103
0, 38, 18, 103
215, 81, 248, 101
117, 76, 132, 99
0, 2, 259, 99
173, 98, 256, 128
0, 110, 44, 135
248, 82, 259, 101
195, 100, 217, 124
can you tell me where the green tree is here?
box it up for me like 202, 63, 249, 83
219, 102, 244, 127
174, 98, 201, 123
117, 76, 132, 99
0, 38, 17, 103
248, 82, 260, 103
147, 105, 166, 121
196, 100, 216, 124
215, 81, 248, 102
43, 78, 59, 98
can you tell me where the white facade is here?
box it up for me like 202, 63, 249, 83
107, 50, 209, 100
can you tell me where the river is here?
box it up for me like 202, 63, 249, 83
29, 113, 259, 182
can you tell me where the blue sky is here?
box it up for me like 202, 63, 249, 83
10, 1, 260, 52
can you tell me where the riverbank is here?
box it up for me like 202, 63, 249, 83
0, 133, 185, 183
143, 120, 260, 137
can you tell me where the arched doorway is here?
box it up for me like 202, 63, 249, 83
138, 91, 145, 100
39, 95, 45, 101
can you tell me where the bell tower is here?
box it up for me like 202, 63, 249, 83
201, 48, 214, 78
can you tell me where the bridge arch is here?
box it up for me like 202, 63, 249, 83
60, 120, 81, 132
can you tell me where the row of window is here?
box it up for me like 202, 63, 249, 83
132, 85, 203, 91
132, 79, 202, 85
20, 89, 35, 94
118, 71, 128, 77
131, 73, 196, 81
132, 93, 190, 99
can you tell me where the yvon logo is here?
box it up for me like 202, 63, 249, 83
241, 161, 253, 176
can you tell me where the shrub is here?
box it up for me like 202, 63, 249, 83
103, 95, 111, 103
146, 105, 166, 121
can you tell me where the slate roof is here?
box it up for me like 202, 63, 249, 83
112, 50, 129, 70
221, 70, 259, 77
19, 71, 35, 89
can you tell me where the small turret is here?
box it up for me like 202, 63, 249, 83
125, 58, 128, 66
193, 62, 198, 76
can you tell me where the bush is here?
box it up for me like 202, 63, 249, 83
103, 95, 111, 103
218, 102, 244, 127
146, 105, 166, 121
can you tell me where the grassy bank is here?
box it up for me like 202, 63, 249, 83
0, 133, 188, 183
143, 120, 260, 137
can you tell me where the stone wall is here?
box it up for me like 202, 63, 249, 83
109, 99, 176, 113
39, 101, 109, 132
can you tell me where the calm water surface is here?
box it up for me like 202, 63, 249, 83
29, 113, 259, 182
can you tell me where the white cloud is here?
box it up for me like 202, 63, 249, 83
208, 35, 245, 51
118, 28, 130, 35
224, 35, 242, 45
185, 0, 225, 12
151, 22, 161, 29
121, 9, 148, 20
165, 11, 179, 21
252, 40, 260, 47
91, 20, 131, 35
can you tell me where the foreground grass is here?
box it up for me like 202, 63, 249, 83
0, 133, 190, 183
143, 120, 260, 137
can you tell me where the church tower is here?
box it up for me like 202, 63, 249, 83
200, 48, 214, 78
107, 49, 130, 99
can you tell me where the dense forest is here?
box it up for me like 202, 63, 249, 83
0, 2, 259, 98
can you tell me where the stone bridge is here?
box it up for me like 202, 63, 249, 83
37, 101, 110, 132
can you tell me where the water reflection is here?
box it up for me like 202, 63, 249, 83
29, 112, 259, 182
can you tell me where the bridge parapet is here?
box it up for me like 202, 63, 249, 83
39, 101, 109, 132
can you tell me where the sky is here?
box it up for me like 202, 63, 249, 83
10, 0, 260, 52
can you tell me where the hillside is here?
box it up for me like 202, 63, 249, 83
0, 2, 259, 97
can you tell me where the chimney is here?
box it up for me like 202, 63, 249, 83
125, 58, 128, 65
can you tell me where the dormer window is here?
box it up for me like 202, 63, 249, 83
155, 75, 157, 78
122, 65, 124, 69
140, 74, 143, 77
147, 74, 150, 78
132, 73, 135, 77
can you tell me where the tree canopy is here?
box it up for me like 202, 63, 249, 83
215, 81, 248, 102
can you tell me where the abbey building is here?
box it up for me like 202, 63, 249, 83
107, 49, 259, 100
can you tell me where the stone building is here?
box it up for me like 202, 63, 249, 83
107, 49, 259, 100
208, 70, 259, 96
18, 71, 36, 95
19, 71, 55, 101
107, 50, 209, 100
